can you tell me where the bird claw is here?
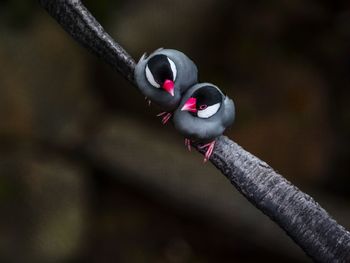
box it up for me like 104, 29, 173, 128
144, 97, 151, 106
157, 112, 166, 116
199, 141, 215, 163
184, 138, 191, 151
157, 112, 172, 124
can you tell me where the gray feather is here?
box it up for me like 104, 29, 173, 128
134, 48, 198, 111
173, 83, 235, 142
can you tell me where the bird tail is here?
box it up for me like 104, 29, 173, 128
138, 52, 147, 63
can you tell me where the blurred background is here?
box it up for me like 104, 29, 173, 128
0, 0, 349, 262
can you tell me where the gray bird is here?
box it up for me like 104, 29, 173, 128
173, 83, 235, 162
134, 48, 198, 124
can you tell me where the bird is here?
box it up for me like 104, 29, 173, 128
173, 83, 235, 162
134, 48, 198, 124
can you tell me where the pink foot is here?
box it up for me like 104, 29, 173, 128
157, 112, 172, 124
199, 141, 216, 163
184, 138, 192, 151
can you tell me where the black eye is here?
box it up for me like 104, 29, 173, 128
199, 104, 207, 110
145, 54, 177, 88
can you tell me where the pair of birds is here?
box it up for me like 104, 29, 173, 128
134, 48, 235, 162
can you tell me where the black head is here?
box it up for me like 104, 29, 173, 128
181, 85, 223, 118
145, 54, 177, 95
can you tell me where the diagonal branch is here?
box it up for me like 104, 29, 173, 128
38, 0, 136, 83
39, 0, 350, 262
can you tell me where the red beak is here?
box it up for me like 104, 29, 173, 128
181, 97, 197, 112
162, 79, 175, 96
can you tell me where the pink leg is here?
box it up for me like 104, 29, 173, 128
199, 141, 216, 163
184, 138, 191, 151
157, 112, 172, 125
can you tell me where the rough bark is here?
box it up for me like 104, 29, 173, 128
38, 0, 135, 83
39, 0, 350, 262
203, 137, 350, 262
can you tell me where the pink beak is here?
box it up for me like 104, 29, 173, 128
181, 97, 197, 112
162, 79, 175, 96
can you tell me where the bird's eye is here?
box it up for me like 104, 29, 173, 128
199, 104, 207, 110
145, 54, 177, 88
197, 103, 221, 118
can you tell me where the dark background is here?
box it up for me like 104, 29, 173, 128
0, 0, 349, 262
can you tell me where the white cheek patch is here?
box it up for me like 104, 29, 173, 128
167, 58, 177, 81
197, 103, 221, 118
145, 65, 160, 88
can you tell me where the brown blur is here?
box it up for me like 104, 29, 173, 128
0, 0, 349, 262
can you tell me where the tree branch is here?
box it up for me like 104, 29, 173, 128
39, 0, 350, 261
38, 0, 135, 83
